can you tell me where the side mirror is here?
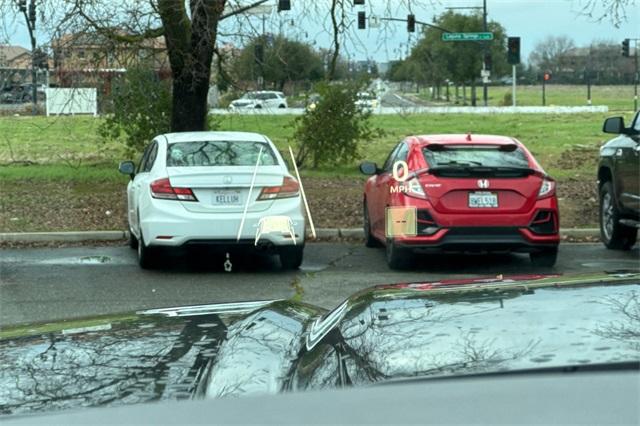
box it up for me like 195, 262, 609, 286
359, 161, 379, 175
118, 161, 135, 179
603, 117, 625, 134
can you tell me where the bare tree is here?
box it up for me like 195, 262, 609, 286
528, 35, 577, 75
573, 0, 638, 27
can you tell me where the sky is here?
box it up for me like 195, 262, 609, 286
4, 0, 640, 64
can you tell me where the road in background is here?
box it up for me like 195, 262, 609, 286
1, 243, 638, 327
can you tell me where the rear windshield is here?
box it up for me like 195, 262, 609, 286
422, 145, 530, 168
167, 141, 278, 167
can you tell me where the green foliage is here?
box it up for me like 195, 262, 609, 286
292, 81, 378, 169
233, 35, 324, 90
500, 91, 513, 106
392, 11, 509, 84
98, 67, 172, 155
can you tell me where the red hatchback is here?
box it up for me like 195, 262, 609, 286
360, 134, 560, 269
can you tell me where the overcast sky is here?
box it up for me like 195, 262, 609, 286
4, 0, 639, 63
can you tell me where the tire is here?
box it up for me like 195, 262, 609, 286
363, 201, 380, 248
529, 247, 558, 267
599, 181, 637, 250
128, 228, 138, 249
278, 104, 286, 109
386, 238, 413, 270
254, 104, 262, 109
279, 245, 304, 270
137, 232, 157, 269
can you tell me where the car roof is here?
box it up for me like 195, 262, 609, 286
160, 131, 269, 143
411, 134, 520, 146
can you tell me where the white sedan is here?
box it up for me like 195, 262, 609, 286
118, 131, 305, 269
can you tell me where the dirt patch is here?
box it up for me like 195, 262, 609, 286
1, 176, 598, 234
556, 177, 599, 229
1, 181, 128, 232
553, 144, 599, 170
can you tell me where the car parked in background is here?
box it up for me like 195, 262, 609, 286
118, 131, 305, 269
360, 134, 560, 269
354, 91, 378, 110
229, 91, 288, 109
598, 111, 640, 250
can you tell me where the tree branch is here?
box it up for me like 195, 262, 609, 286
220, 0, 270, 20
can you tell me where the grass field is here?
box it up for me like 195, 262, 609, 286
2, 111, 634, 232
413, 85, 638, 112
2, 110, 636, 179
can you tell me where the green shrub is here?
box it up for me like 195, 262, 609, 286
98, 67, 172, 155
293, 81, 378, 169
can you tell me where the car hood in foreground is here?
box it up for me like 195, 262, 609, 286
1, 272, 638, 418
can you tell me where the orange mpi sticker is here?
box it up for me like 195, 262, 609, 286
385, 206, 417, 237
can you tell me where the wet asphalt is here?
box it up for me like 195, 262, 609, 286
1, 242, 638, 327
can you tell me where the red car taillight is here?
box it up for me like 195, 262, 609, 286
257, 177, 300, 200
150, 178, 197, 201
537, 178, 556, 199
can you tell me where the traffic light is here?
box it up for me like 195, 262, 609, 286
622, 38, 630, 57
357, 11, 366, 29
484, 52, 492, 71
277, 0, 290, 12
18, 0, 26, 12
507, 37, 521, 65
543, 72, 551, 81
407, 14, 415, 33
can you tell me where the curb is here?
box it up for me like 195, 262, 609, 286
0, 228, 601, 243
0, 231, 127, 243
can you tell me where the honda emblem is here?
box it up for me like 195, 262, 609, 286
477, 179, 490, 189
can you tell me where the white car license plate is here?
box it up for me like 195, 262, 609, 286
469, 192, 498, 208
213, 190, 241, 205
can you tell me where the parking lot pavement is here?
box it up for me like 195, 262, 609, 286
1, 242, 638, 327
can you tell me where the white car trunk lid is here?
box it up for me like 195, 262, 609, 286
166, 166, 284, 213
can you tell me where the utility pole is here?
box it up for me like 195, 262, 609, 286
622, 38, 639, 111
20, 0, 38, 115
482, 0, 488, 106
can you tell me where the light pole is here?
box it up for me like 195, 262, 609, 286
19, 0, 38, 114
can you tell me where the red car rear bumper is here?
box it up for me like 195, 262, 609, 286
391, 197, 560, 253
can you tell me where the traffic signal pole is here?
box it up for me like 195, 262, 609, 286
482, 0, 488, 107
633, 39, 640, 111
512, 65, 516, 106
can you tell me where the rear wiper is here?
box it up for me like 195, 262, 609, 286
436, 160, 483, 166
376, 361, 640, 386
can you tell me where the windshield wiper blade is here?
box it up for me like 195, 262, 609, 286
436, 160, 483, 166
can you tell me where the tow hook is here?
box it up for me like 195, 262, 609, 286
224, 252, 233, 272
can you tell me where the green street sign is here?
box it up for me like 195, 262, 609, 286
442, 32, 494, 41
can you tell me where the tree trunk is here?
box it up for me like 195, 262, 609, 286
158, 0, 225, 132
327, 0, 341, 80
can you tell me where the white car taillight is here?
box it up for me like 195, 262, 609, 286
538, 178, 555, 199
257, 177, 300, 200
150, 178, 197, 201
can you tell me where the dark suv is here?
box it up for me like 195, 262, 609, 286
598, 111, 640, 250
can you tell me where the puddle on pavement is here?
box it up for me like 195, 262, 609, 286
580, 260, 640, 269
40, 255, 131, 265
300, 263, 327, 272
79, 256, 112, 264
